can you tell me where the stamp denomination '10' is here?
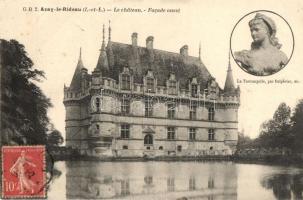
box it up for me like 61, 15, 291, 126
2, 146, 46, 199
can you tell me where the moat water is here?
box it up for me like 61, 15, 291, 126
47, 161, 303, 200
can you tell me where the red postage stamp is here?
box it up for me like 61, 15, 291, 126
2, 146, 46, 198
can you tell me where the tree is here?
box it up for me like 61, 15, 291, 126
237, 129, 252, 149
47, 130, 64, 147
1, 39, 52, 145
291, 99, 303, 152
258, 103, 292, 148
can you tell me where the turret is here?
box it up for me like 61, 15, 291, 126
95, 24, 110, 77
69, 48, 85, 91
224, 53, 236, 95
65, 48, 84, 148
107, 20, 115, 69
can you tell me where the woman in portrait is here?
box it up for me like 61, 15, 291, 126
234, 13, 288, 76
9, 150, 37, 194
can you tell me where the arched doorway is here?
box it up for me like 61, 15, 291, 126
144, 134, 153, 145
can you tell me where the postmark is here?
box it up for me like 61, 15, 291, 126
2, 146, 46, 199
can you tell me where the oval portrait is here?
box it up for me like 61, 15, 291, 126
230, 10, 294, 76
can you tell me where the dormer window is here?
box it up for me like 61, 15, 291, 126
167, 73, 178, 95
208, 79, 219, 99
146, 77, 154, 92
121, 74, 130, 90
191, 84, 198, 97
145, 70, 156, 93
190, 78, 199, 97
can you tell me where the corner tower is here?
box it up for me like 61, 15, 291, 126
223, 53, 240, 153
64, 48, 90, 153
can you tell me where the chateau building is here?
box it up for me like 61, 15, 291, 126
63, 24, 240, 158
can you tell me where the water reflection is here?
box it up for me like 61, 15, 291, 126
65, 162, 237, 199
261, 173, 303, 200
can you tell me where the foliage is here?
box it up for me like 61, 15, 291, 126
237, 130, 253, 149
252, 101, 303, 153
291, 99, 303, 152
257, 103, 292, 148
1, 39, 56, 145
47, 129, 64, 147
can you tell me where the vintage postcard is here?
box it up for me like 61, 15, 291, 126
1, 0, 303, 199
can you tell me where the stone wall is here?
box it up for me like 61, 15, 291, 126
65, 87, 239, 157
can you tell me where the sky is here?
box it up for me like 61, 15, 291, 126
1, 0, 303, 139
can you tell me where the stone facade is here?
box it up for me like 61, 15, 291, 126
64, 26, 240, 158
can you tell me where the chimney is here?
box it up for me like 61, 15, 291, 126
146, 36, 154, 49
132, 32, 138, 46
180, 45, 188, 56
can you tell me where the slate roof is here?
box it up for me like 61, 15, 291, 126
107, 42, 214, 90
70, 41, 223, 92
69, 50, 91, 91
69, 54, 84, 91
223, 56, 236, 93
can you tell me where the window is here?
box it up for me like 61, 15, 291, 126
191, 84, 198, 97
189, 103, 197, 120
121, 98, 130, 115
96, 97, 100, 111
96, 124, 100, 130
177, 145, 182, 152
167, 178, 175, 192
189, 128, 196, 141
189, 177, 196, 191
123, 145, 128, 149
144, 134, 153, 145
103, 137, 112, 142
167, 103, 176, 119
167, 127, 175, 140
208, 196, 214, 200
208, 129, 215, 141
145, 98, 153, 117
208, 107, 215, 121
121, 124, 130, 139
121, 180, 130, 196
168, 80, 177, 95
146, 78, 154, 92
121, 74, 130, 90
144, 176, 153, 185
208, 177, 215, 189
159, 146, 163, 150
95, 149, 103, 154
